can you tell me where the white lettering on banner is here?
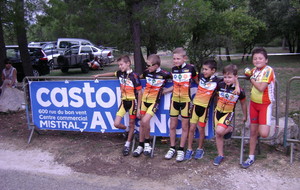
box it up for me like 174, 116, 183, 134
36, 88, 51, 107
69, 87, 84, 107
82, 83, 96, 108
95, 87, 116, 108
90, 111, 107, 129
35, 83, 121, 108
40, 120, 79, 129
151, 114, 168, 134
51, 87, 68, 107
163, 93, 171, 110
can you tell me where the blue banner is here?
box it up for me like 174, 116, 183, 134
29, 79, 214, 139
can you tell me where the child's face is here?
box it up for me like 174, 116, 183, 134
118, 60, 131, 72
146, 60, 159, 72
202, 65, 215, 78
173, 53, 186, 67
223, 72, 237, 86
252, 53, 268, 69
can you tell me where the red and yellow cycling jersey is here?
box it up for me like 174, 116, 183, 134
193, 73, 221, 107
171, 63, 197, 102
215, 82, 246, 113
141, 68, 172, 103
115, 70, 142, 101
250, 65, 275, 104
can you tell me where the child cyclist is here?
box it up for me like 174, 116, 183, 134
93, 55, 142, 156
242, 47, 275, 169
213, 64, 247, 166
184, 59, 222, 160
133, 54, 172, 157
164, 47, 197, 162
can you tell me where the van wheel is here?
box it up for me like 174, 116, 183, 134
33, 69, 40, 77
48, 60, 54, 70
81, 61, 90, 73
61, 67, 69, 73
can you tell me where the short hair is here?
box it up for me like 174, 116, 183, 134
223, 64, 238, 76
4, 58, 11, 65
147, 54, 161, 66
117, 55, 131, 64
203, 59, 217, 71
252, 47, 268, 59
173, 47, 186, 57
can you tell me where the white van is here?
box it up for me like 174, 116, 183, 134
56, 38, 94, 53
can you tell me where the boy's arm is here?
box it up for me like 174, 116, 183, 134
93, 72, 115, 78
250, 79, 268, 92
233, 78, 240, 95
163, 86, 173, 94
240, 98, 247, 122
136, 89, 142, 119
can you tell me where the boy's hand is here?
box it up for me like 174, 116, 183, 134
92, 74, 99, 79
243, 116, 247, 123
136, 109, 141, 119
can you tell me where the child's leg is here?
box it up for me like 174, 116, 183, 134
141, 113, 152, 140
138, 114, 145, 143
114, 115, 126, 130
259, 125, 270, 138
179, 117, 190, 148
197, 126, 205, 149
187, 123, 197, 150
127, 118, 135, 143
170, 117, 178, 147
249, 123, 259, 155
215, 125, 232, 156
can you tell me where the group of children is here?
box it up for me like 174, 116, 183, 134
93, 47, 276, 169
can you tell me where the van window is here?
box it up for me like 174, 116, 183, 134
59, 41, 79, 48
80, 47, 92, 54
6, 49, 19, 59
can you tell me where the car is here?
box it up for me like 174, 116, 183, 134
56, 38, 114, 64
53, 45, 94, 73
5, 45, 50, 82
56, 38, 94, 54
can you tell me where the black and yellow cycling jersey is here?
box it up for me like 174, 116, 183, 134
115, 70, 142, 100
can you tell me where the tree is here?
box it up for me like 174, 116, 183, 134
12, 0, 32, 76
0, 1, 7, 83
222, 8, 266, 62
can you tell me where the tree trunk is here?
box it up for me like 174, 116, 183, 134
14, 0, 32, 76
296, 35, 300, 53
127, 0, 146, 74
0, 5, 6, 85
225, 47, 231, 62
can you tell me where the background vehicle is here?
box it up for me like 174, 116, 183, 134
53, 45, 94, 73
5, 45, 50, 82
56, 38, 94, 54
29, 41, 59, 70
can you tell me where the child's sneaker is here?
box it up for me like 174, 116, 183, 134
241, 157, 255, 169
164, 148, 176, 160
122, 146, 130, 156
194, 149, 204, 160
133, 146, 143, 157
184, 150, 193, 160
213, 155, 224, 166
176, 150, 185, 162
143, 143, 152, 156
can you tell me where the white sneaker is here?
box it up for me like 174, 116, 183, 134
176, 150, 185, 162
133, 146, 143, 157
164, 148, 176, 160
144, 143, 152, 156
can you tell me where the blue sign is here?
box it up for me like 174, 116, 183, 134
29, 79, 214, 139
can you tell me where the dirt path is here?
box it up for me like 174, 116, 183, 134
0, 111, 300, 189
